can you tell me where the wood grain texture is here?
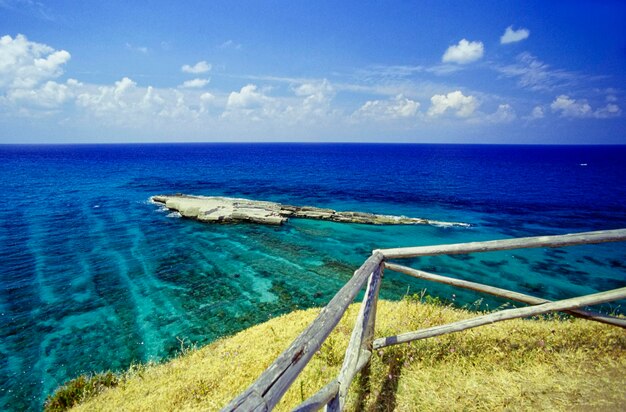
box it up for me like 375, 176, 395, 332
327, 264, 383, 411
292, 380, 339, 412
374, 286, 626, 349
385, 262, 626, 328
377, 229, 626, 259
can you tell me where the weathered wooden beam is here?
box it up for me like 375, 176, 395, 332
376, 228, 626, 259
355, 349, 373, 373
373, 286, 626, 349
362, 266, 384, 351
385, 262, 626, 329
292, 380, 339, 412
327, 263, 383, 411
222, 252, 384, 412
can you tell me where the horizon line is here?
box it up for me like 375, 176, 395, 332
1, 141, 626, 147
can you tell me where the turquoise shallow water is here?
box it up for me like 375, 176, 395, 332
0, 143, 625, 410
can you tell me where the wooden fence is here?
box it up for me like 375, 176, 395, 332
222, 229, 626, 411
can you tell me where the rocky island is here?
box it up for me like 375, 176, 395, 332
151, 194, 470, 227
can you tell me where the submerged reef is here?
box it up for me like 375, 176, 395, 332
151, 194, 470, 227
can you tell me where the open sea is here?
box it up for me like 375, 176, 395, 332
1, 143, 625, 410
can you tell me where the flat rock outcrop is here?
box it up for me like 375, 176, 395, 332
151, 194, 470, 227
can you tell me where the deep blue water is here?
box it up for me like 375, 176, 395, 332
1, 143, 625, 410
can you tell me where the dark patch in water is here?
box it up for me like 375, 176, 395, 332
511, 254, 530, 264
530, 259, 589, 287
448, 254, 474, 261
479, 259, 508, 268
582, 255, 606, 266
599, 277, 626, 291
354, 247, 371, 256
544, 248, 568, 259
320, 259, 354, 279
519, 282, 545, 295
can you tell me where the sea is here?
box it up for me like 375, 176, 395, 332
1, 143, 625, 410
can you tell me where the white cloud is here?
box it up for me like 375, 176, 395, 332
220, 40, 242, 50
226, 84, 269, 109
73, 78, 208, 125
6, 79, 78, 108
427, 90, 478, 117
486, 103, 516, 123
354, 65, 425, 84
595, 103, 621, 118
198, 92, 216, 113
181, 61, 211, 74
113, 77, 136, 100
76, 77, 139, 114
500, 26, 530, 44
140, 86, 165, 110
157, 91, 200, 120
294, 81, 331, 98
125, 43, 148, 54
274, 80, 339, 123
442, 39, 484, 64
0, 0, 55, 21
0, 34, 71, 89
179, 78, 210, 89
530, 106, 544, 119
550, 95, 592, 118
222, 82, 338, 124
426, 64, 464, 75
200, 92, 214, 102
293, 79, 334, 108
222, 84, 281, 123
355, 94, 420, 120
550, 95, 621, 119
497, 53, 577, 91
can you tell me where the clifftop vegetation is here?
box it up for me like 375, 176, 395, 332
48, 298, 625, 411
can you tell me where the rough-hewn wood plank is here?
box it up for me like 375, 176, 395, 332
291, 380, 339, 412
373, 286, 626, 349
376, 228, 626, 259
222, 252, 384, 412
223, 390, 267, 411
362, 266, 384, 350
355, 349, 372, 373
327, 264, 383, 411
385, 262, 626, 328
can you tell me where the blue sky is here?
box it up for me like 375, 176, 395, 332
0, 0, 625, 143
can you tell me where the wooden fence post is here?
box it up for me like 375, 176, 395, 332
327, 262, 384, 411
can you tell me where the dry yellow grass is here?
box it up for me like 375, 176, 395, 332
68, 299, 625, 411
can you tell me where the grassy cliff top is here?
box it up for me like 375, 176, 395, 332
50, 298, 625, 411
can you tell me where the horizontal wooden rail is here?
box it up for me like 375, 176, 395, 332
385, 262, 626, 328
222, 252, 384, 412
376, 228, 626, 259
374, 286, 626, 349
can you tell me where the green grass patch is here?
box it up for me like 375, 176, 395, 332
45, 371, 119, 411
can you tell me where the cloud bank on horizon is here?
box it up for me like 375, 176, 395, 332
0, 1, 624, 144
